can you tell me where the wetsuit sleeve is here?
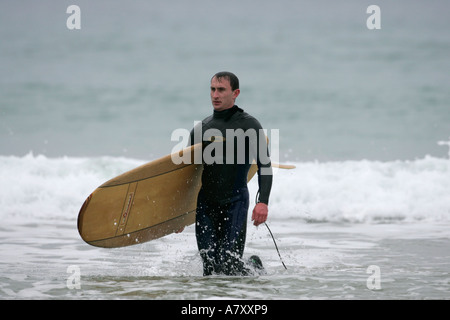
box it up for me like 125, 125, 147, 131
251, 119, 273, 205
256, 142, 272, 205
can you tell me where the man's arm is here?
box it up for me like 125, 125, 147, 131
251, 120, 273, 226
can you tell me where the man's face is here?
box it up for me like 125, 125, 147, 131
210, 76, 240, 111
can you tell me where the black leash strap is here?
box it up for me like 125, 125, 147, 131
264, 222, 287, 270
256, 189, 287, 270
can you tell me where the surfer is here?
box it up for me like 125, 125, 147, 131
187, 71, 273, 276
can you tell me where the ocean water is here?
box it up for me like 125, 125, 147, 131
1, 0, 450, 300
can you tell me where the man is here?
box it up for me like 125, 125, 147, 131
189, 71, 273, 276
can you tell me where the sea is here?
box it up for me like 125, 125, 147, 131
1, 0, 449, 301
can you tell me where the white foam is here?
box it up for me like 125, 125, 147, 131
1, 153, 449, 224
0, 153, 143, 221
261, 156, 450, 223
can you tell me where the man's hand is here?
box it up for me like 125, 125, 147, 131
252, 202, 268, 226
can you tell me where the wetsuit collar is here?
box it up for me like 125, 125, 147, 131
213, 105, 243, 121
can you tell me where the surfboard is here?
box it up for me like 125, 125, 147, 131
77, 143, 295, 248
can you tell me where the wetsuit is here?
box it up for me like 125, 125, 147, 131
189, 105, 272, 275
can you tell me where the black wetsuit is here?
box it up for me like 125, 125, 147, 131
189, 105, 272, 275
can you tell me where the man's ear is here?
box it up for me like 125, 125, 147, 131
233, 89, 240, 99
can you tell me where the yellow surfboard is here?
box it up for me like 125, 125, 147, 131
77, 143, 295, 248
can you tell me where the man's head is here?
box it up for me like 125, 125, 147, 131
210, 71, 240, 111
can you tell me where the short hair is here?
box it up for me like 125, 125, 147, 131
212, 71, 239, 91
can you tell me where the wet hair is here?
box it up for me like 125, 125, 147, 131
212, 71, 239, 91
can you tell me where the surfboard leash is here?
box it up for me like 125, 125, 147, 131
264, 222, 287, 270
255, 190, 287, 270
